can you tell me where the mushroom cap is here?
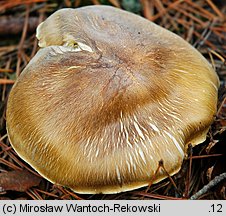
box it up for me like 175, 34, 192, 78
6, 6, 219, 194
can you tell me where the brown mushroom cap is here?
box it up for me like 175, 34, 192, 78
6, 6, 219, 194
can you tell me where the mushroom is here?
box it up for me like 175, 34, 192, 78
6, 6, 219, 194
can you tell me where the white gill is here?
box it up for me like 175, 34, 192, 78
163, 130, 184, 156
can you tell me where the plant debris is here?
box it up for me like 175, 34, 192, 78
0, 170, 42, 193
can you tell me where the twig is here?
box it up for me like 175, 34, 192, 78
145, 160, 162, 193
136, 192, 184, 200
91, 0, 100, 5
141, 0, 154, 20
189, 172, 226, 200
177, 18, 216, 50
0, 69, 13, 73
185, 20, 194, 42
184, 144, 193, 198
180, 2, 212, 20
188, 154, 223, 159
193, 20, 216, 49
26, 189, 38, 200
0, 158, 23, 170
149, 0, 183, 21
160, 160, 180, 193
64, 189, 84, 200
209, 50, 225, 64
74, 0, 81, 7
155, 0, 178, 30
0, 0, 46, 11
184, 0, 216, 20
108, 0, 121, 8
35, 188, 59, 198
208, 49, 216, 70
173, 6, 207, 27
16, 5, 30, 77
27, 188, 43, 200
0, 16, 39, 35
0, 79, 15, 84
206, 0, 224, 20
64, 0, 71, 7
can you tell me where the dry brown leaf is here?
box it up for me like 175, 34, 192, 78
0, 170, 41, 192
206, 166, 214, 181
